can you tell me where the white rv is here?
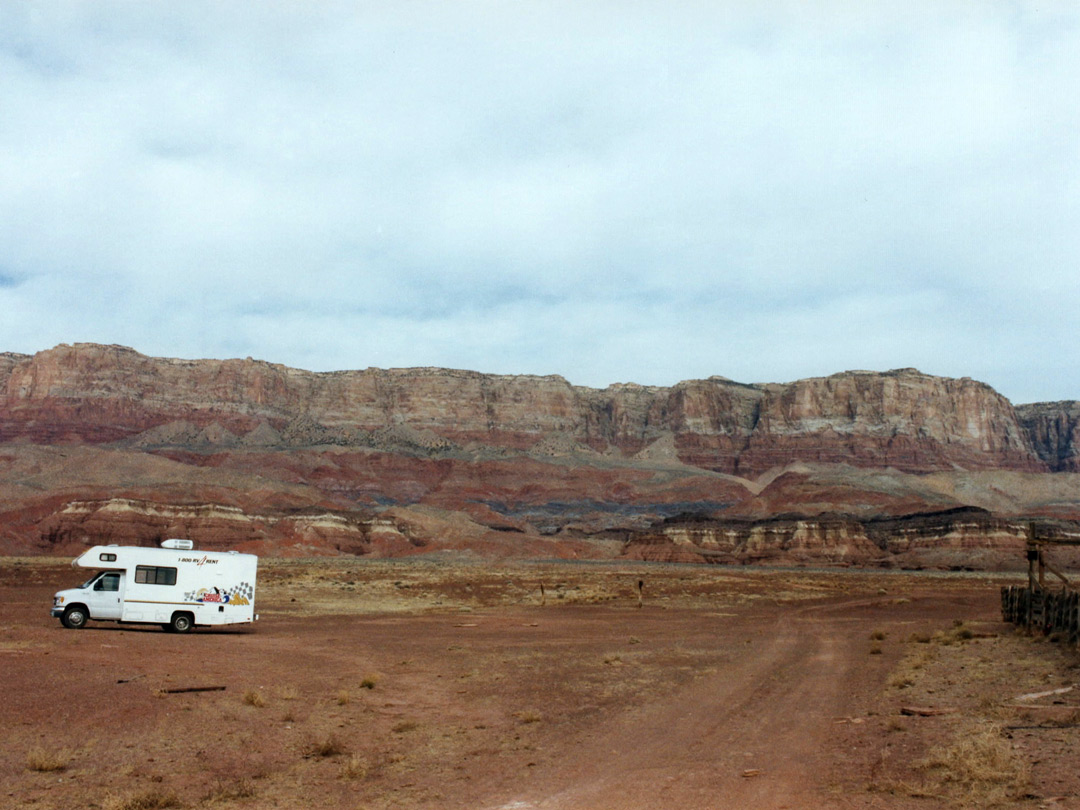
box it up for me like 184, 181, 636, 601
51, 539, 258, 633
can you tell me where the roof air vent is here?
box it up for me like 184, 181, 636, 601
161, 539, 194, 551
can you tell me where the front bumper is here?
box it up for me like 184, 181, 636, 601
50, 607, 64, 618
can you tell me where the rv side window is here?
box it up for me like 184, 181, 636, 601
99, 553, 117, 562
135, 566, 177, 586
94, 573, 120, 591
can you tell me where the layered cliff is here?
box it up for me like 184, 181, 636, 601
622, 507, 1053, 570
1, 343, 1077, 565
0, 344, 1047, 476
1017, 401, 1080, 472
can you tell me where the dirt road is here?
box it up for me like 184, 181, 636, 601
3, 560, 1072, 810
481, 597, 935, 810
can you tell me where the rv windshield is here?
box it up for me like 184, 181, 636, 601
79, 574, 101, 589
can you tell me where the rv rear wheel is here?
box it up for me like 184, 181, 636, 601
62, 606, 88, 629
170, 612, 194, 634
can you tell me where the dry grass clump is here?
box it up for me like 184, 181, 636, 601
306, 735, 347, 758
888, 644, 936, 690
514, 710, 543, 724
202, 776, 256, 803
929, 621, 976, 646
888, 672, 916, 689
360, 674, 379, 689
336, 689, 351, 706
26, 746, 68, 772
916, 722, 1030, 806
340, 754, 370, 780
242, 689, 266, 708
276, 684, 300, 701
870, 629, 887, 641
392, 720, 419, 733
103, 788, 182, 810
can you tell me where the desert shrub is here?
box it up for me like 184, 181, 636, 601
26, 746, 67, 772
870, 629, 887, 641
917, 722, 1029, 805
340, 754, 369, 780
242, 689, 266, 708
869, 644, 883, 655
103, 788, 182, 810
888, 672, 915, 689
202, 776, 256, 803
392, 720, 418, 733
307, 735, 347, 757
336, 689, 351, 706
514, 710, 542, 724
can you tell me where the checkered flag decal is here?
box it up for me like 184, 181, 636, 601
230, 582, 254, 600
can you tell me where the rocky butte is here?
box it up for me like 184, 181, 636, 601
2, 343, 1079, 568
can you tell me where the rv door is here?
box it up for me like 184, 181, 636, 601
87, 571, 125, 621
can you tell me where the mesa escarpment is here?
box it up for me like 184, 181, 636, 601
0, 344, 1047, 474
1017, 401, 1080, 472
1, 343, 1079, 565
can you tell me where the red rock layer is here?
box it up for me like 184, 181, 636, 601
0, 345, 1048, 475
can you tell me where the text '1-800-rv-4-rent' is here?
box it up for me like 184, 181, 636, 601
51, 539, 258, 633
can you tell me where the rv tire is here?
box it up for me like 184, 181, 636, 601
170, 612, 194, 634
62, 606, 88, 629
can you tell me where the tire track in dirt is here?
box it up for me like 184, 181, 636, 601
489, 599, 882, 810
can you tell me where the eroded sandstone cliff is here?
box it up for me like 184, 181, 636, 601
1017, 401, 1080, 472
0, 344, 1047, 475
1, 343, 1077, 565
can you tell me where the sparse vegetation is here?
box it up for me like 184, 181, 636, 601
307, 735, 347, 758
9, 560, 1079, 809
102, 788, 182, 810
26, 746, 68, 772
916, 722, 1030, 806
242, 689, 266, 708
202, 776, 256, 803
888, 672, 915, 689
340, 754, 369, 780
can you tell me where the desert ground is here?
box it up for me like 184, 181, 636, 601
2, 559, 1079, 810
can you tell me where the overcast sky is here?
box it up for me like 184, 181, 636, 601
1, 2, 1077, 403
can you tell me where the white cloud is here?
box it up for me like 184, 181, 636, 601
0, 1, 1078, 403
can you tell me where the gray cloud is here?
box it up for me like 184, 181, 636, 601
0, 1, 1078, 403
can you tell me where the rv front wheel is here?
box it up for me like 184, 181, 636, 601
61, 606, 88, 629
170, 612, 194, 634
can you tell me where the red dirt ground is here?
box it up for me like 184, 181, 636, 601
2, 560, 1078, 810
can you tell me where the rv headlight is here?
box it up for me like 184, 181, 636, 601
54, 596, 64, 606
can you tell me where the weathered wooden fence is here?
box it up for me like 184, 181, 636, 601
1001, 585, 1080, 643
